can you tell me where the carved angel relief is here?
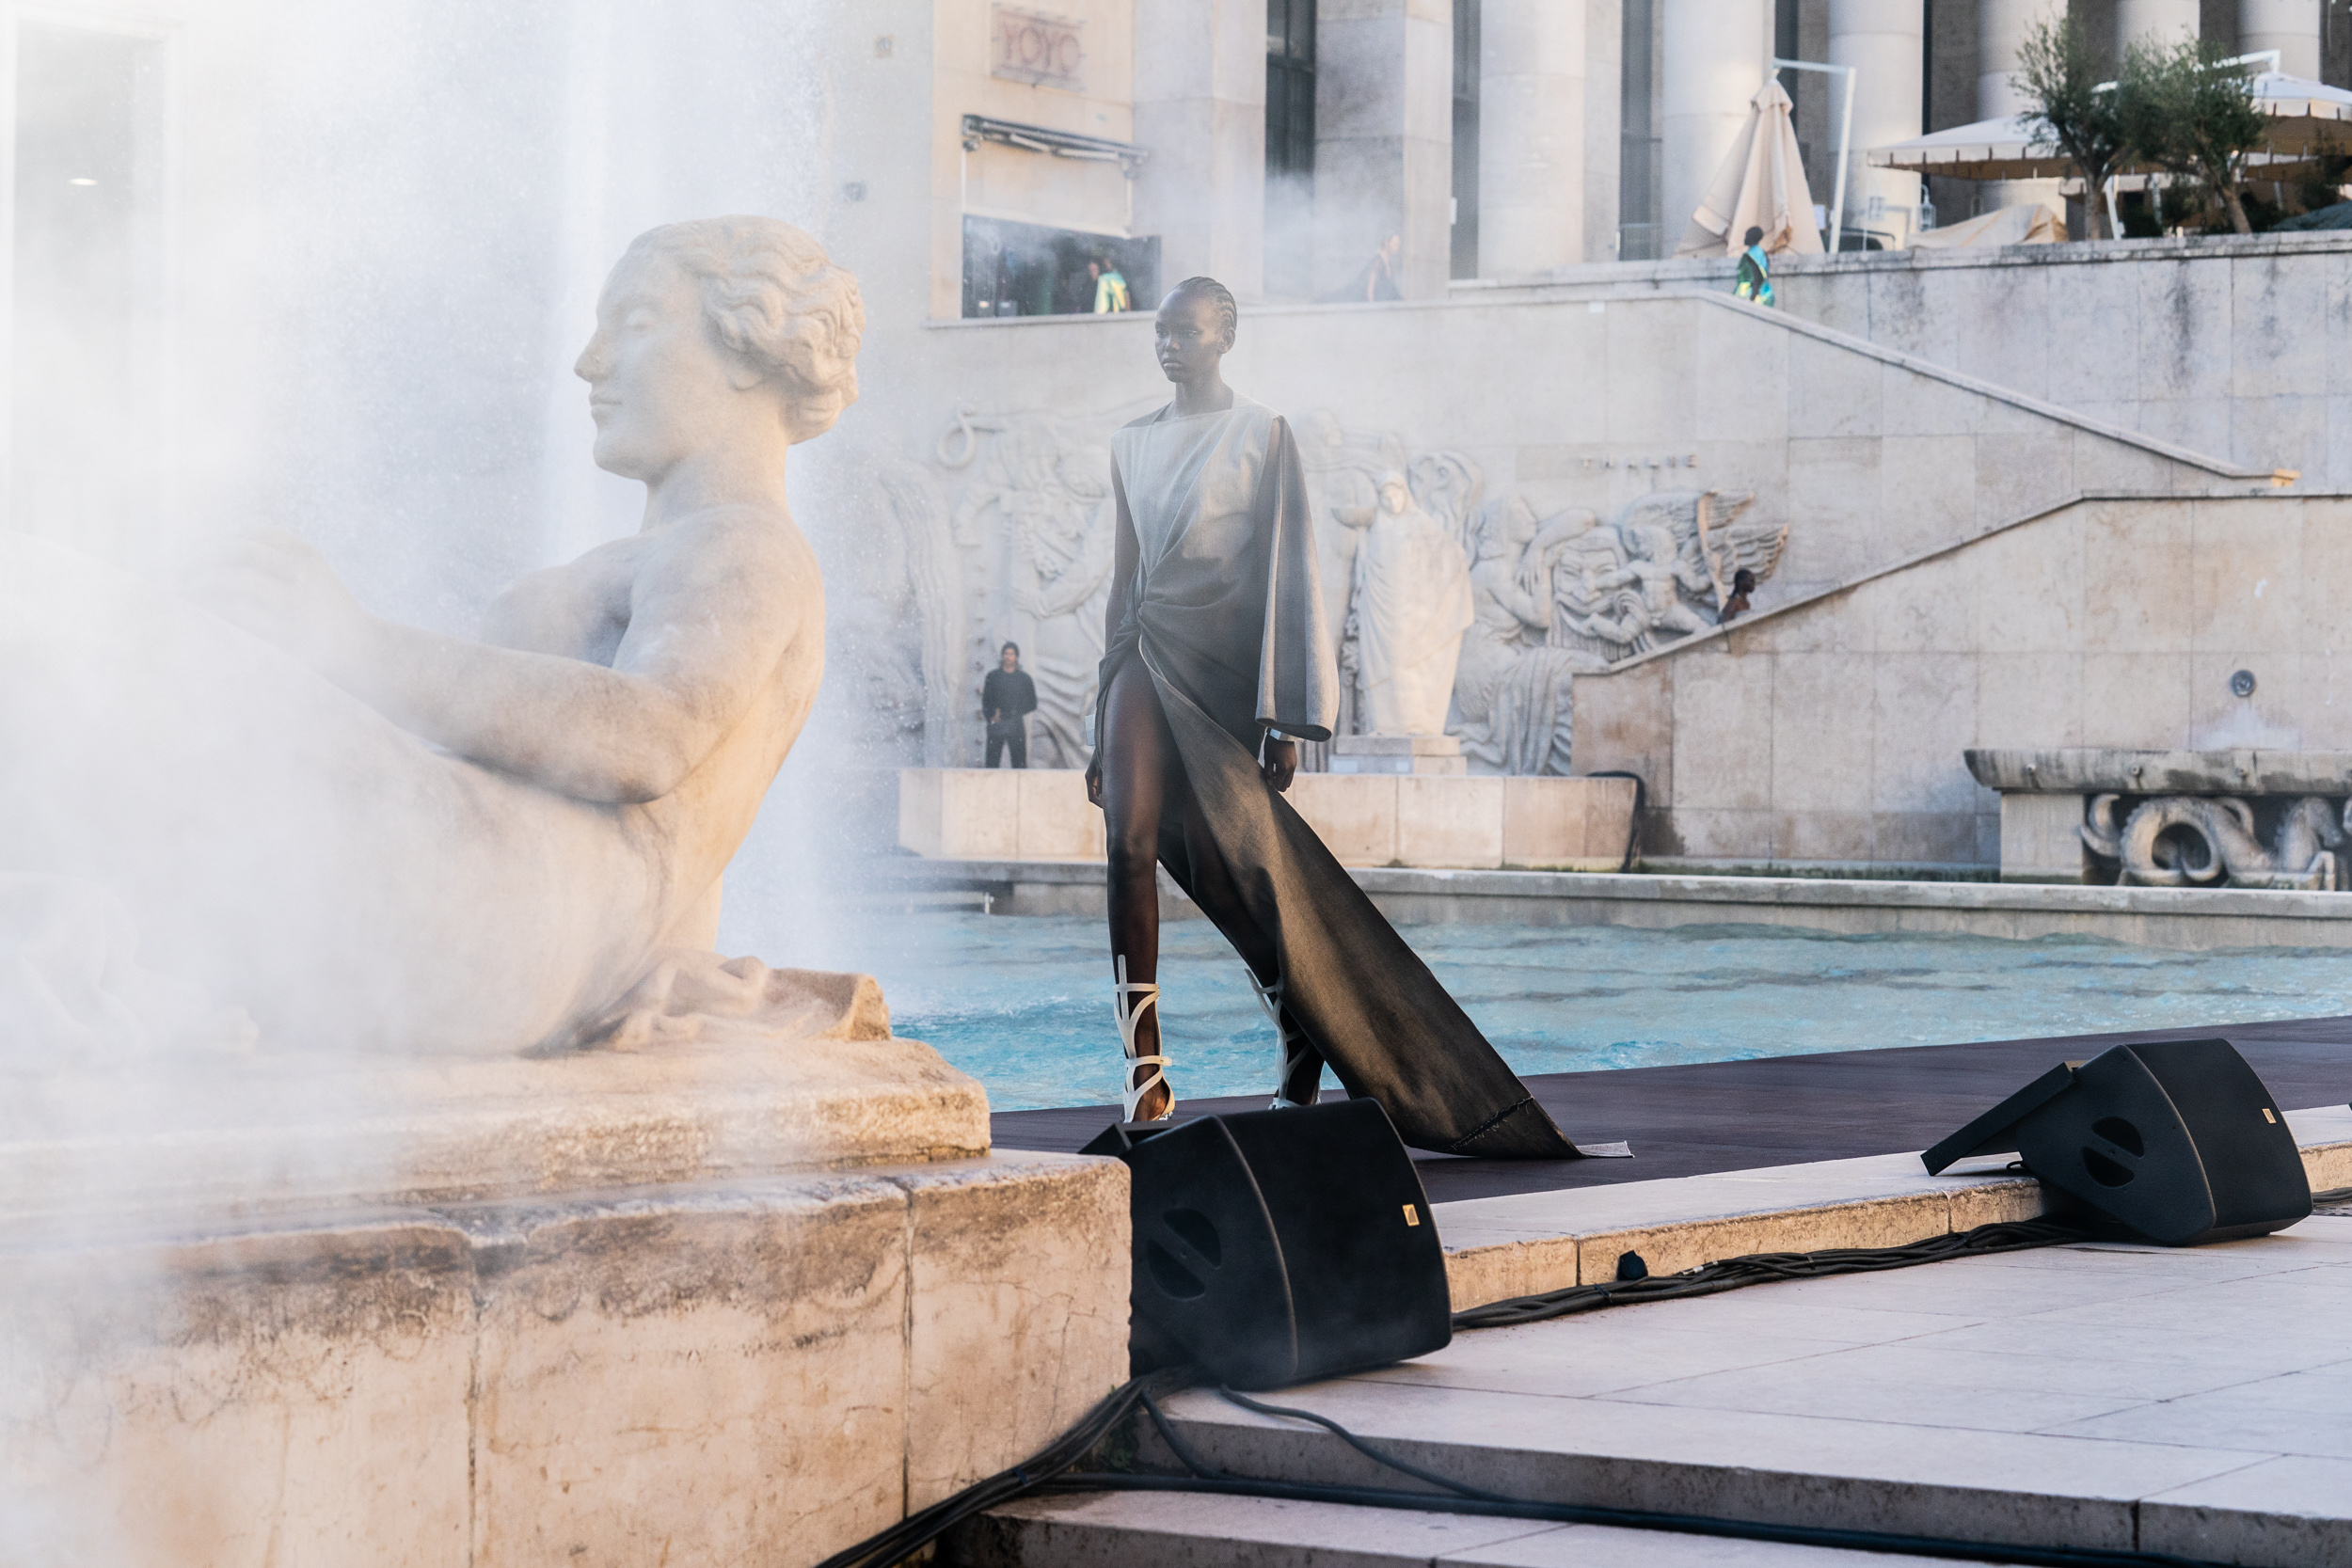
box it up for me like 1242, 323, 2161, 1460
1543, 490, 1785, 662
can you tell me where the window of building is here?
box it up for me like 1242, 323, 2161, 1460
1451, 0, 1480, 279
1264, 0, 1315, 299
961, 215, 1159, 319
1618, 0, 1661, 260
11, 20, 167, 553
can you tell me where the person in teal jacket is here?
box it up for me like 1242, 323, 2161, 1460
1734, 225, 1774, 307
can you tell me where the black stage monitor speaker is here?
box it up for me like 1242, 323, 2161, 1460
1923, 1037, 2311, 1245
1080, 1098, 1452, 1389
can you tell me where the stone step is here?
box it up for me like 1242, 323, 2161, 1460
956, 1492, 2002, 1566
1436, 1104, 2352, 1309
1112, 1217, 2352, 1568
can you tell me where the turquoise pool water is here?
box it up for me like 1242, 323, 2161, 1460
784, 911, 2352, 1113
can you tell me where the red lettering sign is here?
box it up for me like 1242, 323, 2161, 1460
990, 5, 1085, 89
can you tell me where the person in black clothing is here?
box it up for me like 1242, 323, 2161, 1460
981, 641, 1037, 768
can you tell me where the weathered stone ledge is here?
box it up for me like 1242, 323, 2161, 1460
882, 857, 2352, 948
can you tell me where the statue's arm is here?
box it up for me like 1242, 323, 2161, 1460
190, 523, 800, 804
377, 520, 800, 802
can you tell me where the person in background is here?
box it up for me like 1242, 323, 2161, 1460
1719, 567, 1757, 623
981, 641, 1037, 768
1064, 258, 1102, 315
1330, 232, 1403, 303
1734, 226, 1775, 307
1093, 258, 1131, 313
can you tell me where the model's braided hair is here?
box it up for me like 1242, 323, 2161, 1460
1171, 276, 1238, 343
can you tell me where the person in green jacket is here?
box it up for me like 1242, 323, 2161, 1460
1733, 226, 1774, 307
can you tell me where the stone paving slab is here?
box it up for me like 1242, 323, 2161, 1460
1134, 1215, 2352, 1567
1436, 1105, 2352, 1310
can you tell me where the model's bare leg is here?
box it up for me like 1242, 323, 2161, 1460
1100, 657, 1181, 1118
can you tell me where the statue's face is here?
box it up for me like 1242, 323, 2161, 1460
1378, 479, 1408, 515
575, 252, 748, 480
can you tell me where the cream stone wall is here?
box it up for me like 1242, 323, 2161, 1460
889, 290, 2262, 613
1768, 233, 2352, 490
1570, 493, 2352, 869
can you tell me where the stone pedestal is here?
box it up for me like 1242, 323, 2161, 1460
898, 767, 1103, 860
0, 978, 1129, 1567
898, 767, 1637, 873
1327, 733, 1468, 776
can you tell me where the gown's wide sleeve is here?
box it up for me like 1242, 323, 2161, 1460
1254, 415, 1339, 742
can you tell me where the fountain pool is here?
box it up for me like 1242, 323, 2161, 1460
783, 910, 2352, 1112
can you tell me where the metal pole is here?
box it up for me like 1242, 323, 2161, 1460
1832, 65, 1854, 252
1771, 58, 1858, 250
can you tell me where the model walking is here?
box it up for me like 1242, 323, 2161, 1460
1084, 277, 1592, 1159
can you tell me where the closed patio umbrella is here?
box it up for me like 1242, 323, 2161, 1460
1673, 79, 1824, 259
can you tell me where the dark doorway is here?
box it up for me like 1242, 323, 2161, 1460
1452, 0, 1481, 279
1265, 0, 1317, 300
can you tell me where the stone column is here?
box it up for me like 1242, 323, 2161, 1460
1581, 0, 1622, 263
1978, 0, 2066, 219
1660, 0, 1772, 256
2240, 0, 2322, 78
2115, 0, 2201, 54
1314, 0, 1454, 299
1131, 0, 1265, 300
1829, 1, 1923, 246
1476, 0, 1586, 275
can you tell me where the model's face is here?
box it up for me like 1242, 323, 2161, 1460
575, 253, 747, 479
1000, 648, 1018, 671
1154, 292, 1228, 381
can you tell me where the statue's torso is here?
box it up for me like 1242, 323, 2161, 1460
480, 511, 824, 895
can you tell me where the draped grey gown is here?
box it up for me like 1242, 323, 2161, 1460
1095, 399, 1608, 1161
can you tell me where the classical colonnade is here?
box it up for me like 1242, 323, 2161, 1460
1121, 0, 2323, 297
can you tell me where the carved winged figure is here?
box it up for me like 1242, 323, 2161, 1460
1541, 489, 1779, 663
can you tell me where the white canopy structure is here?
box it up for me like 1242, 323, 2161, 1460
1673, 80, 1824, 259
1870, 72, 2352, 186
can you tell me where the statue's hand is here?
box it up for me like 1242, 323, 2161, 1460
181, 529, 371, 675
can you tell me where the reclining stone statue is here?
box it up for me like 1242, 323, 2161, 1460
0, 216, 863, 1057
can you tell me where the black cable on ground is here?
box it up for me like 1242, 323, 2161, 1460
807, 1365, 1197, 1568
1453, 1216, 2088, 1330
1041, 1471, 2218, 1568
1032, 1379, 2222, 1566
813, 1217, 2137, 1568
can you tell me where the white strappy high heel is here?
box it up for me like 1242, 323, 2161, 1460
1248, 969, 1320, 1109
1115, 954, 1171, 1121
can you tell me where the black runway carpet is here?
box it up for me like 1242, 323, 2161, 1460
991, 1016, 2352, 1204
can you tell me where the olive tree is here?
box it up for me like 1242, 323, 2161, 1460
2118, 35, 2268, 235
2012, 17, 2131, 239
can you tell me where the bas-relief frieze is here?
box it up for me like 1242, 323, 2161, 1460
869, 405, 1787, 774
